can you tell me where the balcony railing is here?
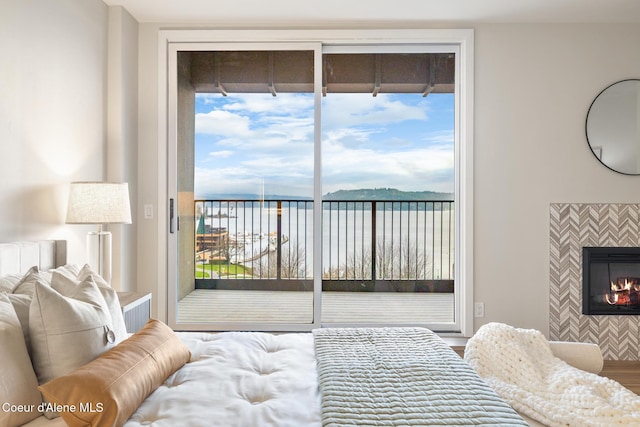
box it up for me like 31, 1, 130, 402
195, 199, 454, 293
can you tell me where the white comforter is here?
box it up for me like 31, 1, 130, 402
124, 329, 531, 427
22, 329, 540, 427
125, 332, 321, 427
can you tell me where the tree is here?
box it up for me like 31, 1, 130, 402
252, 244, 308, 279
322, 241, 432, 280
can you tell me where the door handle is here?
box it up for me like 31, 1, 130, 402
169, 198, 175, 233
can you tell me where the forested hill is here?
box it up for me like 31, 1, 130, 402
201, 188, 453, 201
323, 188, 453, 201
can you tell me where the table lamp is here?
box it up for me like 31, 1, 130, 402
66, 182, 132, 283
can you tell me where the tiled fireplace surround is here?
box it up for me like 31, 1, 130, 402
550, 203, 640, 360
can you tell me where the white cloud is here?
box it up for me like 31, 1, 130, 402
195, 161, 314, 197
209, 150, 234, 158
322, 93, 427, 129
422, 129, 455, 146
320, 130, 454, 193
323, 127, 380, 148
195, 110, 252, 136
223, 93, 313, 116
195, 92, 454, 197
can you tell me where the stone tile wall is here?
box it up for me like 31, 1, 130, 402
550, 203, 640, 360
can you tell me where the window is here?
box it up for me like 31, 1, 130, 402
163, 30, 474, 335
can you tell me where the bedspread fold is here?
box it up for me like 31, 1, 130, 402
313, 327, 528, 426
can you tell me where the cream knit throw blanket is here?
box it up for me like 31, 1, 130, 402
465, 322, 640, 427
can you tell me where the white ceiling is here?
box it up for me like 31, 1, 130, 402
102, 0, 640, 25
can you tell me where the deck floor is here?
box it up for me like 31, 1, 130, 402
177, 289, 454, 325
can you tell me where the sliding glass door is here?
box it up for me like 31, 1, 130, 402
165, 32, 469, 333
168, 44, 321, 330
320, 50, 455, 326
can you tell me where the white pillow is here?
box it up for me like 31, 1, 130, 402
51, 263, 81, 278
0, 273, 22, 293
0, 293, 42, 426
13, 266, 52, 296
29, 278, 117, 385
51, 269, 128, 344
6, 293, 32, 355
77, 264, 109, 286
78, 264, 129, 339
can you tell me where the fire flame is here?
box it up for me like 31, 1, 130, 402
606, 277, 640, 305
610, 278, 640, 292
606, 291, 619, 305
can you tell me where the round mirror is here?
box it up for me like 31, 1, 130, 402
586, 79, 640, 175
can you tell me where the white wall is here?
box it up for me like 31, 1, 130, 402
107, 6, 139, 291
137, 23, 640, 333
137, 24, 164, 318
0, 0, 138, 290
0, 0, 108, 262
473, 24, 640, 334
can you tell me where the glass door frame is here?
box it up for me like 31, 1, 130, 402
160, 29, 474, 335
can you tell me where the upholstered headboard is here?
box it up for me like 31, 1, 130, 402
0, 240, 67, 276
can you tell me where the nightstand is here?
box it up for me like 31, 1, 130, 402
117, 292, 152, 333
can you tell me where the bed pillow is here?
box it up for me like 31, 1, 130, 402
29, 278, 116, 385
51, 269, 128, 344
76, 264, 128, 338
0, 273, 22, 293
77, 264, 110, 287
6, 293, 32, 355
39, 319, 191, 427
13, 266, 52, 296
0, 293, 42, 426
7, 265, 82, 351
51, 263, 81, 278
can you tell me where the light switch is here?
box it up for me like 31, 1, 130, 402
144, 204, 154, 219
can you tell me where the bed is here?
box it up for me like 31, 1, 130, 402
0, 240, 603, 427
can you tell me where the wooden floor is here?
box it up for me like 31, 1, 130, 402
177, 289, 454, 324
600, 361, 640, 395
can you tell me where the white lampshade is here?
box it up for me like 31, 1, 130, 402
66, 182, 132, 225
66, 182, 132, 285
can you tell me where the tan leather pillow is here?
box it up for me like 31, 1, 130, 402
38, 319, 191, 427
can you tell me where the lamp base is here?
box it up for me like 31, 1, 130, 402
87, 231, 112, 284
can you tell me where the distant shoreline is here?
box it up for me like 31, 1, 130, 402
198, 187, 453, 202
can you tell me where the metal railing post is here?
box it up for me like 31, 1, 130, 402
277, 200, 282, 280
371, 201, 376, 284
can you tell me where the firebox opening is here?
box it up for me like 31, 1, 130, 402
582, 247, 640, 315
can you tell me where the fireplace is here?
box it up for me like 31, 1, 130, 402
583, 247, 640, 315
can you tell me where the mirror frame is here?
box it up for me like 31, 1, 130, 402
585, 78, 640, 176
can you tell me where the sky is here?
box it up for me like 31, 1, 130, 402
194, 91, 454, 198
